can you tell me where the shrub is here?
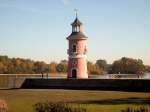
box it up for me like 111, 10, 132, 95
121, 106, 149, 112
0, 100, 8, 112
34, 102, 86, 112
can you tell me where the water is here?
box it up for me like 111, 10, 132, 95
90, 73, 150, 79
143, 73, 150, 78
0, 73, 150, 88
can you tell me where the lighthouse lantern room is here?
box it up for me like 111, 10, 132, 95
66, 11, 88, 79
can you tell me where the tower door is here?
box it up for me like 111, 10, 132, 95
72, 69, 77, 78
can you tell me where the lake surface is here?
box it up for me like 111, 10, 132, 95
0, 73, 150, 88
0, 73, 150, 79
91, 73, 150, 79
143, 73, 150, 78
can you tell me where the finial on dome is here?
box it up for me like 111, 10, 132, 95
71, 9, 82, 26
74, 9, 78, 18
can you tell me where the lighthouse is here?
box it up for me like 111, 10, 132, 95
67, 12, 88, 79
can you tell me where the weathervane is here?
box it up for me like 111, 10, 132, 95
74, 9, 78, 18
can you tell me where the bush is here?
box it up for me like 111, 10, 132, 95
34, 102, 86, 112
0, 100, 8, 112
121, 106, 149, 112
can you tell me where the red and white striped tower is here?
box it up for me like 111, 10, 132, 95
67, 11, 88, 79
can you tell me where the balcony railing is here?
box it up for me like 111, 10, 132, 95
67, 49, 77, 55
67, 48, 87, 55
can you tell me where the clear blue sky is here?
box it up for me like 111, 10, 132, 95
0, 0, 150, 65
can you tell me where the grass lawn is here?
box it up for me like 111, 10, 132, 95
0, 89, 150, 112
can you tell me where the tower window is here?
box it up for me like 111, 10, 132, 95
72, 44, 76, 52
72, 26, 80, 32
72, 68, 77, 78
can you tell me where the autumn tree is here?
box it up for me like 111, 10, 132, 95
33, 61, 47, 74
87, 61, 103, 75
96, 59, 107, 70
49, 62, 57, 73
56, 60, 68, 73
0, 55, 147, 75
110, 57, 145, 74
145, 65, 150, 72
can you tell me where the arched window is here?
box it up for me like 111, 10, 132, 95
72, 69, 77, 78
72, 26, 80, 32
72, 44, 76, 52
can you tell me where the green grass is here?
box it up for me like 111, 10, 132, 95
0, 89, 150, 112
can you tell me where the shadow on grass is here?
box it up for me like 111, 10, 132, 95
71, 97, 150, 105
0, 88, 20, 90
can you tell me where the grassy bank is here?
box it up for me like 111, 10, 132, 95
0, 89, 150, 112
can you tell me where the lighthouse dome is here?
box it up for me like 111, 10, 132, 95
67, 32, 87, 40
71, 17, 82, 26
67, 16, 87, 40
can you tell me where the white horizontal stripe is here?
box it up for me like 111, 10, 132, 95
69, 55, 87, 58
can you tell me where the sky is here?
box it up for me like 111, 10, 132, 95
0, 0, 150, 65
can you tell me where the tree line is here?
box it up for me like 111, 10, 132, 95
0, 55, 148, 74
0, 55, 68, 74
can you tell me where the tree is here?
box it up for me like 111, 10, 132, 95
96, 59, 107, 70
110, 57, 145, 74
49, 62, 57, 73
24, 60, 34, 73
0, 56, 9, 73
0, 56, 8, 62
145, 65, 150, 72
0, 62, 5, 74
60, 60, 68, 65
33, 61, 47, 74
56, 60, 67, 73
0, 55, 147, 75
87, 61, 103, 75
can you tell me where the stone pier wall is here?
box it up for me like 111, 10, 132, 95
21, 79, 150, 92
